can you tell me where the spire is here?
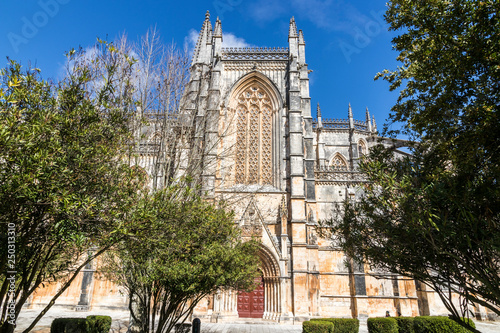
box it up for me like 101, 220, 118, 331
372, 115, 377, 132
288, 17, 298, 58
203, 10, 211, 38
297, 29, 306, 64
348, 103, 354, 130
213, 17, 223, 58
298, 29, 305, 45
317, 103, 323, 128
289, 17, 298, 38
214, 17, 222, 37
192, 11, 212, 65
206, 16, 213, 42
366, 107, 372, 132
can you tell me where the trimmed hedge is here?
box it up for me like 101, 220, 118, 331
87, 316, 112, 333
51, 316, 112, 333
303, 320, 334, 333
311, 318, 360, 333
394, 317, 415, 333
367, 318, 398, 333
414, 316, 475, 333
51, 318, 88, 333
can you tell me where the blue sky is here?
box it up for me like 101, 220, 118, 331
0, 0, 402, 130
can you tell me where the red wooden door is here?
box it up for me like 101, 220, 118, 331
237, 276, 264, 318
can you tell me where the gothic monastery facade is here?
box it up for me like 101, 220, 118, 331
27, 12, 470, 323
183, 11, 420, 322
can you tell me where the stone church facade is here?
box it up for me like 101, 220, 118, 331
27, 12, 477, 323
184, 12, 422, 322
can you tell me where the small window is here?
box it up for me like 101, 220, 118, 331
330, 153, 348, 170
358, 140, 367, 156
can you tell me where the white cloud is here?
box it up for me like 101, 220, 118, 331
247, 0, 288, 23
291, 0, 370, 34
243, 0, 381, 38
184, 29, 199, 55
57, 46, 100, 80
184, 29, 252, 52
222, 32, 252, 48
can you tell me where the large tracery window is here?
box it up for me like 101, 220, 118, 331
235, 86, 273, 185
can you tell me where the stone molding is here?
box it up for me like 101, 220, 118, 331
221, 47, 289, 61
313, 118, 370, 132
314, 168, 367, 183
223, 61, 288, 71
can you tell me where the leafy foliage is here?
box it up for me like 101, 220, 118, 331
311, 318, 360, 333
86, 316, 112, 333
323, 1, 499, 331
101, 182, 260, 333
50, 316, 111, 333
394, 317, 415, 333
50, 318, 88, 333
413, 316, 475, 333
303, 320, 334, 333
367, 318, 398, 333
0, 45, 144, 333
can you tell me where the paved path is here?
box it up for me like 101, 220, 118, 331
14, 308, 500, 333
200, 323, 302, 333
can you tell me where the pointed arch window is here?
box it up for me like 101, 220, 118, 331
330, 153, 348, 170
234, 86, 273, 185
358, 139, 367, 156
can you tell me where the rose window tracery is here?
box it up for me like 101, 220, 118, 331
234, 86, 273, 185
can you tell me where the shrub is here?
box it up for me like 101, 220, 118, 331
367, 317, 398, 333
413, 316, 475, 333
86, 316, 112, 333
303, 320, 334, 333
461, 318, 476, 331
311, 318, 360, 333
394, 317, 414, 333
51, 318, 88, 333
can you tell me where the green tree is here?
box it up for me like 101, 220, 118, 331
324, 1, 499, 331
102, 182, 260, 333
0, 44, 145, 333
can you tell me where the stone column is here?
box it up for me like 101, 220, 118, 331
76, 250, 95, 311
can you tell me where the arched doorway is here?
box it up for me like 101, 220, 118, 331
236, 245, 281, 320
237, 275, 264, 318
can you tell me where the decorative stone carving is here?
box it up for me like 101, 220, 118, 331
241, 223, 263, 237
221, 47, 289, 61
307, 227, 318, 246
330, 153, 349, 170
223, 62, 288, 71
240, 205, 262, 237
234, 86, 273, 185
312, 118, 370, 132
314, 166, 367, 184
